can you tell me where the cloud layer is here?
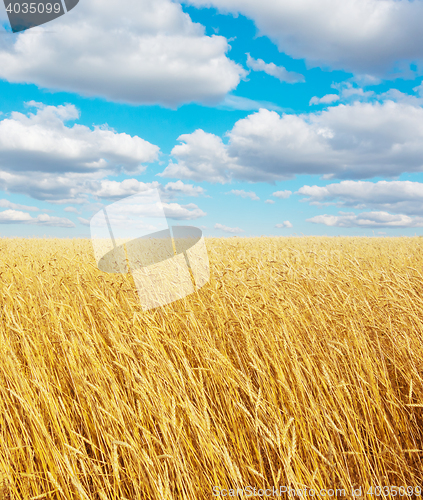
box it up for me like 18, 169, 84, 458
186, 0, 423, 77
0, 102, 159, 174
0, 0, 246, 106
227, 189, 259, 201
0, 199, 39, 211
273, 190, 292, 199
161, 129, 237, 183
308, 211, 423, 228
275, 221, 293, 228
246, 54, 304, 83
297, 180, 423, 216
0, 103, 169, 203
163, 100, 423, 183
214, 223, 244, 233
0, 209, 74, 227
162, 203, 206, 220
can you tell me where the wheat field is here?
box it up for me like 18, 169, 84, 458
0, 236, 422, 499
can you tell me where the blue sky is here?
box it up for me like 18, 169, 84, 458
2, 0, 423, 237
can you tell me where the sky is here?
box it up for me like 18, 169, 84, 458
1, 0, 423, 238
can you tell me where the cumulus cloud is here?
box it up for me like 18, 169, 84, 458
275, 221, 293, 228
0, 164, 206, 207
308, 211, 423, 228
214, 95, 282, 112
310, 82, 377, 108
89, 179, 206, 201
297, 180, 423, 216
186, 0, 423, 77
312, 82, 403, 107
0, 102, 159, 174
377, 89, 423, 106
78, 217, 90, 226
160, 129, 236, 183
0, 199, 39, 211
0, 209, 75, 227
90, 180, 160, 200
246, 54, 304, 83
0, 102, 170, 204
265, 199, 275, 204
272, 190, 292, 199
163, 101, 423, 183
333, 82, 375, 101
214, 223, 244, 233
0, 170, 90, 203
352, 74, 382, 87
309, 94, 340, 106
92, 199, 206, 225
162, 203, 206, 220
162, 180, 206, 198
226, 189, 259, 201
0, 0, 245, 107
64, 206, 80, 214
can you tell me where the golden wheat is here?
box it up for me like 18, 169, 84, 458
0, 236, 422, 499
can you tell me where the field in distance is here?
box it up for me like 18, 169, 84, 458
0, 237, 422, 499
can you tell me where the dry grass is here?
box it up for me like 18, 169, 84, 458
0, 236, 422, 499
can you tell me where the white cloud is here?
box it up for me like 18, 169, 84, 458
91, 180, 161, 200
373, 88, 423, 107
186, 0, 423, 77
0, 0, 246, 107
64, 206, 80, 214
0, 163, 206, 207
414, 81, 423, 97
351, 74, 382, 87
163, 101, 423, 182
162, 203, 206, 220
275, 221, 293, 228
162, 180, 206, 197
0, 169, 91, 203
297, 180, 423, 216
335, 82, 375, 101
96, 199, 206, 222
0, 102, 163, 203
91, 212, 160, 232
78, 217, 91, 226
160, 129, 236, 183
308, 211, 423, 228
0, 102, 159, 174
309, 94, 340, 106
272, 190, 292, 199
0, 209, 75, 227
246, 54, 304, 83
214, 223, 244, 233
308, 82, 395, 107
88, 179, 206, 202
216, 94, 282, 112
226, 189, 259, 201
265, 199, 275, 204
0, 199, 39, 211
